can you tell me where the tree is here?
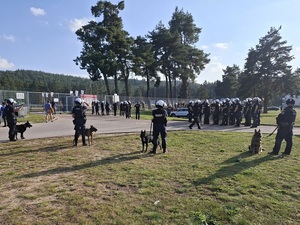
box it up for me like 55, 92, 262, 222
240, 26, 294, 112
149, 7, 209, 101
169, 7, 210, 99
132, 36, 159, 98
74, 1, 125, 95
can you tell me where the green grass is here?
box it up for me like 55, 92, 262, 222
1, 131, 300, 224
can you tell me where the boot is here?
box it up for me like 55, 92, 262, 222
149, 147, 156, 154
73, 139, 78, 146
163, 148, 167, 153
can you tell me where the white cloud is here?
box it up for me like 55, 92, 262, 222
69, 18, 91, 32
2, 34, 16, 42
0, 58, 14, 69
295, 46, 300, 51
200, 45, 209, 49
30, 7, 46, 16
197, 57, 226, 83
213, 43, 230, 49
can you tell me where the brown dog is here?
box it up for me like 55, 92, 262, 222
248, 129, 262, 154
85, 125, 97, 145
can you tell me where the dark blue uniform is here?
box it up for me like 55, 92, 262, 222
151, 107, 167, 153
4, 104, 17, 141
189, 102, 202, 129
271, 106, 297, 155
72, 104, 87, 146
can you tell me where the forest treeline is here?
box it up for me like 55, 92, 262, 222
0, 69, 210, 99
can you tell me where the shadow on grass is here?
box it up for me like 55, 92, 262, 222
0, 144, 69, 156
17, 150, 152, 179
193, 152, 276, 186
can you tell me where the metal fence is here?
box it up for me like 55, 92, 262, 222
0, 90, 191, 116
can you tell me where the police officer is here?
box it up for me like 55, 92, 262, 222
134, 101, 141, 120
189, 99, 202, 129
203, 99, 211, 124
268, 98, 297, 155
212, 99, 221, 125
4, 98, 23, 141
250, 97, 260, 128
149, 100, 168, 154
72, 98, 88, 146
187, 100, 194, 123
243, 98, 252, 126
234, 98, 243, 127
221, 98, 230, 125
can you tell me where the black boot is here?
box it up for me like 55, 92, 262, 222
73, 139, 78, 146
149, 147, 156, 154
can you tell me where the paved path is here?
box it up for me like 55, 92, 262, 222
1, 114, 299, 142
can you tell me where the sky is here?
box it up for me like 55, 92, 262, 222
1, 0, 300, 84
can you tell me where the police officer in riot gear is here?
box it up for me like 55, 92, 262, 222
243, 98, 252, 126
149, 100, 168, 154
203, 99, 211, 124
187, 100, 194, 123
250, 97, 260, 128
221, 98, 230, 125
212, 99, 221, 125
4, 98, 23, 141
268, 98, 297, 155
189, 99, 202, 129
234, 98, 243, 127
72, 98, 88, 146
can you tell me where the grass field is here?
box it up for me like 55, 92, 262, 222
1, 130, 299, 225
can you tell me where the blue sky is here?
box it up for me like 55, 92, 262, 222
1, 0, 300, 84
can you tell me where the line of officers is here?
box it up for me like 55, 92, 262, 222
187, 97, 262, 129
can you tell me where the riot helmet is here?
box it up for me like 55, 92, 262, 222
74, 98, 82, 105
155, 100, 165, 108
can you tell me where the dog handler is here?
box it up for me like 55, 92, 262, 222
268, 98, 297, 155
4, 98, 23, 141
72, 98, 88, 146
149, 100, 168, 154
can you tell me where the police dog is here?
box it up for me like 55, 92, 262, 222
248, 129, 262, 154
85, 125, 97, 145
73, 125, 98, 146
15, 121, 33, 140
140, 130, 161, 152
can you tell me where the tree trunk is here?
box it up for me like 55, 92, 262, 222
181, 77, 188, 99
103, 75, 111, 95
114, 73, 119, 94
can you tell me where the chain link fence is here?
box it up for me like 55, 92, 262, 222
0, 90, 191, 117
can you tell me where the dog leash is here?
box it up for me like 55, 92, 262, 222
263, 126, 278, 139
149, 121, 153, 136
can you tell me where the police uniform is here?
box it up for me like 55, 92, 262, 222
5, 100, 17, 141
250, 98, 260, 128
189, 100, 202, 129
269, 99, 297, 155
72, 99, 87, 146
150, 100, 167, 154
234, 99, 243, 127
212, 100, 221, 125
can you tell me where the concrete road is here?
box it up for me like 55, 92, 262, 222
0, 114, 299, 142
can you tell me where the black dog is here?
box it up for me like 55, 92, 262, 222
15, 121, 33, 140
140, 130, 161, 152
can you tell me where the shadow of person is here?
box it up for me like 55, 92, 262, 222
193, 153, 273, 186
17, 150, 152, 179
